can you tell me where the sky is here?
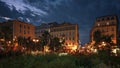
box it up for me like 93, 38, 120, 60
0, 0, 120, 44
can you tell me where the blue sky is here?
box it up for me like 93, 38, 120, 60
0, 0, 120, 44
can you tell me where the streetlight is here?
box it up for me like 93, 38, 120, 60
33, 39, 39, 43
72, 45, 77, 51
32, 38, 39, 51
102, 41, 106, 46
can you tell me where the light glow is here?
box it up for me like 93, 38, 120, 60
72, 46, 77, 50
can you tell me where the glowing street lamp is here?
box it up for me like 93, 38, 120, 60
33, 39, 39, 43
102, 41, 106, 46
72, 45, 77, 50
32, 38, 39, 50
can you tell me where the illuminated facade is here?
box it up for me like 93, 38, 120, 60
90, 15, 119, 44
35, 22, 79, 50
0, 20, 35, 40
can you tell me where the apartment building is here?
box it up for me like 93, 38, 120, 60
90, 15, 119, 44
35, 22, 79, 50
0, 20, 35, 41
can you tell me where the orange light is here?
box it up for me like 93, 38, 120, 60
72, 46, 77, 50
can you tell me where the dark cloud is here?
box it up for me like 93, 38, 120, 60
0, 0, 120, 44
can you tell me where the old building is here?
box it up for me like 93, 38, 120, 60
0, 20, 35, 41
90, 15, 119, 44
35, 22, 79, 51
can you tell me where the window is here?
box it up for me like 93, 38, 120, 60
69, 32, 71, 36
24, 25, 26, 29
56, 34, 58, 37
97, 20, 100, 22
97, 23, 100, 26
97, 19, 100, 22
72, 37, 74, 40
66, 37, 68, 40
66, 32, 69, 36
69, 37, 71, 40
24, 30, 26, 34
106, 22, 109, 25
20, 24, 22, 27
28, 26, 30, 29
102, 18, 105, 21
101, 23, 104, 26
106, 29, 108, 32
72, 32, 74, 36
107, 17, 110, 20
111, 16, 114, 20
111, 22, 115, 25
28, 31, 30, 34
102, 29, 105, 32
20, 24, 22, 33
111, 28, 114, 31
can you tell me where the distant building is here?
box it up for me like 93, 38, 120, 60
0, 20, 35, 41
35, 22, 79, 50
90, 15, 119, 44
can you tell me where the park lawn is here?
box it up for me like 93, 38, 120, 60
0, 54, 119, 68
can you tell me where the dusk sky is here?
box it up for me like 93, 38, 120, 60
0, 0, 120, 44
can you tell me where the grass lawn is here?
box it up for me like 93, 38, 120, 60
0, 53, 120, 68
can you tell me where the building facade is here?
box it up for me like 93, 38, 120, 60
90, 15, 119, 44
0, 20, 35, 41
35, 22, 79, 50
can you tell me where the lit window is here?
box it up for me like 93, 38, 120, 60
97, 23, 100, 26
107, 22, 109, 25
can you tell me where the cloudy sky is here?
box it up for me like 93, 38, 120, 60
0, 0, 120, 44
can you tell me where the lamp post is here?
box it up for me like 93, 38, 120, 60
33, 39, 39, 51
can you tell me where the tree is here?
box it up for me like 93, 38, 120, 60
40, 31, 51, 51
101, 35, 113, 44
17, 36, 24, 46
50, 37, 62, 52
0, 26, 12, 45
25, 37, 34, 51
93, 30, 113, 55
93, 30, 101, 43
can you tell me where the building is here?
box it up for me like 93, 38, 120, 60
0, 20, 35, 42
35, 22, 79, 51
90, 15, 119, 44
